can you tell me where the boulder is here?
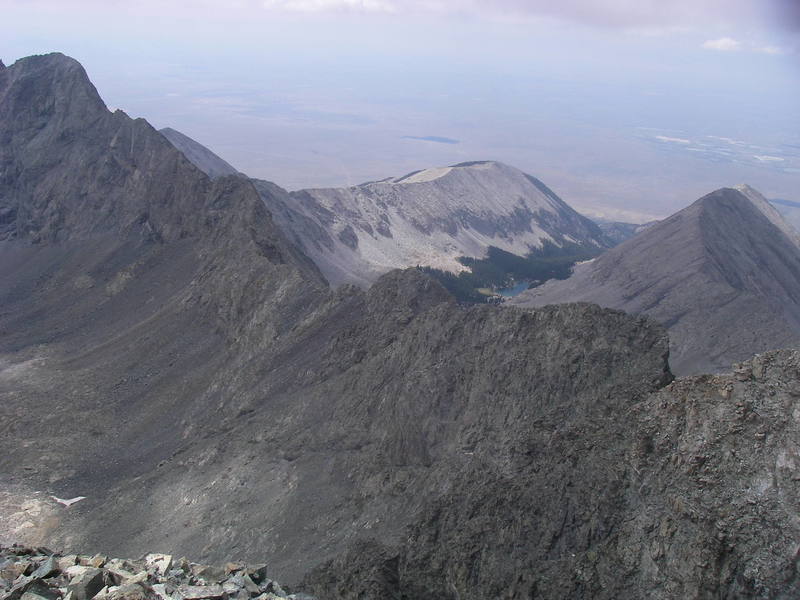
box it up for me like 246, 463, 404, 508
144, 555, 172, 578
67, 567, 106, 600
244, 567, 267, 586
57, 557, 78, 572
19, 581, 60, 600
30, 558, 59, 580
189, 566, 226, 585
176, 584, 225, 599
105, 583, 149, 600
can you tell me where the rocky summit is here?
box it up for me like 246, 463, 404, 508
3, 52, 800, 600
0, 545, 307, 600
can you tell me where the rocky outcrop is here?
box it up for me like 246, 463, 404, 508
0, 546, 306, 600
513, 187, 800, 375
304, 349, 800, 599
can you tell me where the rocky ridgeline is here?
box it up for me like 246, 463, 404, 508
0, 546, 312, 600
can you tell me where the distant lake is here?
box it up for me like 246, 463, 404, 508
497, 281, 530, 297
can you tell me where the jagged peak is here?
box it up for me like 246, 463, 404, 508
3, 52, 107, 115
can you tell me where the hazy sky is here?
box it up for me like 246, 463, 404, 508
3, 0, 799, 221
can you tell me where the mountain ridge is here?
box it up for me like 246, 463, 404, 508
0, 51, 668, 589
5, 52, 800, 599
158, 129, 610, 289
512, 186, 800, 374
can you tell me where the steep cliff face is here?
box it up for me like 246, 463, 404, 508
0, 53, 327, 349
513, 187, 800, 375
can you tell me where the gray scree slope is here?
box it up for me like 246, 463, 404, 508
512, 186, 800, 376
3, 54, 800, 599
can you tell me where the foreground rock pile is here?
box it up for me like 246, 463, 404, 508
0, 546, 312, 600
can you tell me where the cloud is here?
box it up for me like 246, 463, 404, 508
10, 0, 799, 37
702, 37, 742, 51
252, 0, 800, 32
262, 0, 395, 12
701, 38, 788, 55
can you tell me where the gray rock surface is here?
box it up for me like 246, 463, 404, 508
257, 161, 608, 286
158, 128, 239, 181
305, 348, 800, 599
512, 186, 800, 375
4, 52, 800, 600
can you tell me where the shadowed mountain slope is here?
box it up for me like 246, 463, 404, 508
512, 186, 800, 375
3, 54, 800, 599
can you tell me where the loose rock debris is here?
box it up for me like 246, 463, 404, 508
0, 545, 313, 600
